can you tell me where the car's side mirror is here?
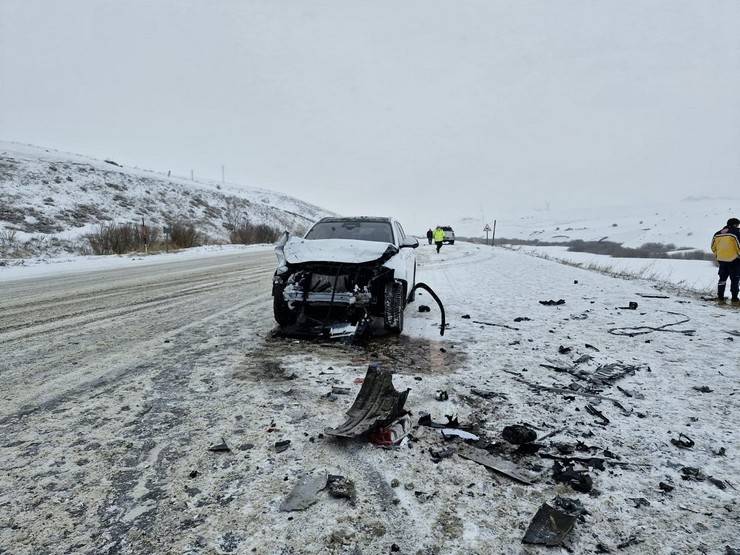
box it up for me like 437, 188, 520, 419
400, 237, 419, 249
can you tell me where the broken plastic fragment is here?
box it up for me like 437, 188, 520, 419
440, 428, 479, 441
457, 444, 533, 485
280, 472, 328, 512
325, 364, 409, 439
522, 496, 584, 546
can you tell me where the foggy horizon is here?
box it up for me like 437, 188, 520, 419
2, 0, 739, 232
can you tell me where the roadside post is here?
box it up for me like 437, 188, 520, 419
141, 218, 148, 255
163, 226, 171, 253
492, 219, 497, 247
483, 223, 491, 245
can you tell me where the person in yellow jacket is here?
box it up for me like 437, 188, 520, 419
711, 217, 740, 302
433, 227, 446, 253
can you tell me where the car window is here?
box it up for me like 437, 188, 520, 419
305, 221, 394, 243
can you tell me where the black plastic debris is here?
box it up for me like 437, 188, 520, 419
516, 443, 543, 455
409, 282, 446, 336
473, 320, 519, 331
708, 477, 727, 490
558, 345, 572, 354
418, 413, 473, 431
325, 364, 409, 439
502, 424, 537, 445
429, 446, 455, 463
470, 388, 498, 399
327, 475, 357, 505
680, 466, 706, 481
608, 311, 695, 337
461, 314, 471, 319
591, 363, 645, 387
585, 343, 600, 351
692, 385, 713, 393
457, 444, 533, 485
280, 472, 328, 511
552, 460, 593, 493
659, 481, 674, 492
540, 299, 566, 306
671, 433, 695, 449
585, 404, 610, 426
522, 496, 584, 546
208, 438, 231, 453
618, 302, 639, 310
332, 386, 351, 395
435, 390, 449, 401
541, 454, 606, 471
418, 305, 431, 313
275, 440, 291, 453
637, 293, 669, 299
513, 316, 532, 322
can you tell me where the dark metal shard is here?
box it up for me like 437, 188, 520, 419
324, 364, 409, 438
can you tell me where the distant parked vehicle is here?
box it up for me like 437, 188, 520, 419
440, 226, 455, 245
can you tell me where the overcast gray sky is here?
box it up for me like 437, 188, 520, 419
2, 0, 739, 232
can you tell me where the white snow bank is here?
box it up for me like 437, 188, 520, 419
516, 245, 719, 293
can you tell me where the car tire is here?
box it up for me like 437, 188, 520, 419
383, 280, 404, 333
273, 290, 297, 327
449, 240, 455, 245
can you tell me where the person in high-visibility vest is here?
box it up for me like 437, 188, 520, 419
433, 227, 445, 253
711, 217, 740, 302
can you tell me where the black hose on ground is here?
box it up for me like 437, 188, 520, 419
410, 282, 446, 336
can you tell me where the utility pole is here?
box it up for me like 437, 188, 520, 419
492, 219, 497, 247
221, 165, 225, 184
190, 169, 194, 181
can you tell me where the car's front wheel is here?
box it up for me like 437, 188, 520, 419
383, 280, 405, 333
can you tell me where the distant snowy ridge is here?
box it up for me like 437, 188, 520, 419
0, 141, 333, 256
449, 198, 739, 252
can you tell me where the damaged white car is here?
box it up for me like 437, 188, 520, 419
272, 217, 419, 335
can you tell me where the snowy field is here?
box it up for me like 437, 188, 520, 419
514, 245, 719, 294
1, 242, 738, 554
450, 198, 738, 252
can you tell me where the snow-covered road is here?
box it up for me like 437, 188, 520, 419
1, 243, 737, 554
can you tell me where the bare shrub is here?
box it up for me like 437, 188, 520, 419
169, 221, 202, 248
86, 222, 160, 254
229, 222, 281, 245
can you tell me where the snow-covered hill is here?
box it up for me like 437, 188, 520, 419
0, 142, 333, 256
451, 198, 739, 252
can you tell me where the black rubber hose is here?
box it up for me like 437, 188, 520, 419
410, 282, 446, 336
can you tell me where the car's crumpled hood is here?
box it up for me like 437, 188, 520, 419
283, 237, 399, 265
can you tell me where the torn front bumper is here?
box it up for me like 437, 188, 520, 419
282, 286, 373, 307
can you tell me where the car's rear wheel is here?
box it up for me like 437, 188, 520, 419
273, 290, 298, 327
383, 280, 405, 333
